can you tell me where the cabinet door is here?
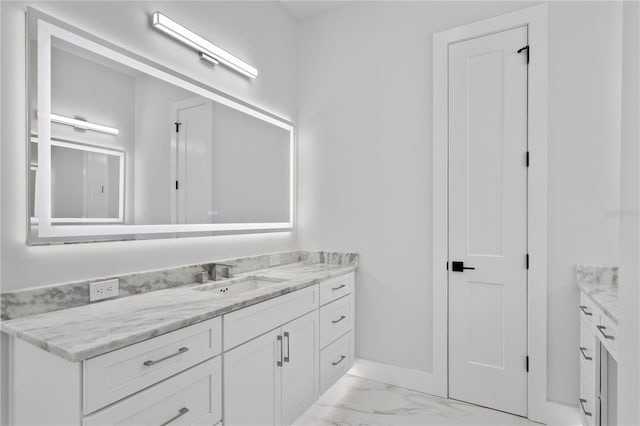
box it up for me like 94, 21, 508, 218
224, 329, 282, 426
281, 311, 320, 425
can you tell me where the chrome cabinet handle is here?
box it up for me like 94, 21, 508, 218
332, 284, 347, 291
597, 325, 615, 340
283, 332, 290, 363
277, 335, 283, 366
160, 407, 189, 426
579, 399, 592, 417
579, 347, 593, 361
143, 347, 189, 367
332, 315, 347, 324
579, 305, 592, 316
332, 355, 346, 366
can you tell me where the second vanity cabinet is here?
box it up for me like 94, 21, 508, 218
578, 291, 618, 426
8, 272, 355, 426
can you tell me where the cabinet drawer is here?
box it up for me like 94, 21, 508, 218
320, 295, 353, 348
84, 317, 222, 414
579, 319, 597, 374
597, 313, 618, 359
84, 356, 221, 426
579, 363, 597, 426
320, 331, 353, 392
320, 273, 354, 306
579, 292, 596, 329
223, 285, 319, 351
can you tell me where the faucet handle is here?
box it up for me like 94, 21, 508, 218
212, 263, 233, 280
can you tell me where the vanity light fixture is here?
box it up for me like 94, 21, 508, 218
151, 12, 258, 79
49, 113, 120, 135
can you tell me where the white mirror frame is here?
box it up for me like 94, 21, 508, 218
36, 19, 295, 238
31, 136, 126, 224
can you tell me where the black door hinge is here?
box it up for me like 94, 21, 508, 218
175, 180, 179, 190
517, 45, 530, 64
526, 356, 529, 372
446, 261, 449, 271
526, 254, 530, 270
526, 151, 530, 167
175, 122, 182, 133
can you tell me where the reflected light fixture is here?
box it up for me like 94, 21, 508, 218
49, 113, 120, 135
151, 12, 258, 79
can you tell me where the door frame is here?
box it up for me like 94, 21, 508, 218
432, 4, 548, 422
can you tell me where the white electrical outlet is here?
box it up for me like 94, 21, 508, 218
269, 254, 280, 266
89, 279, 119, 302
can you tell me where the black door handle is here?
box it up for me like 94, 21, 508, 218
451, 261, 475, 272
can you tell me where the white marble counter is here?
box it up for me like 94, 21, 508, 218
1, 262, 355, 362
576, 264, 619, 324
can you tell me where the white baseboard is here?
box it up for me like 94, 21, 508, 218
543, 401, 581, 426
348, 357, 444, 397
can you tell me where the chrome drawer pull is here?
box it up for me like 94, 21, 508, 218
332, 315, 347, 324
332, 355, 346, 366
332, 284, 347, 291
579, 347, 593, 361
284, 332, 290, 363
597, 325, 615, 340
160, 407, 189, 426
579, 399, 592, 417
277, 335, 283, 367
579, 305, 592, 316
143, 347, 189, 366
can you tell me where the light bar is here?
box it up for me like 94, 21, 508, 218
50, 113, 119, 135
152, 12, 258, 79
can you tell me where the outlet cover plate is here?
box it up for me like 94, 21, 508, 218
89, 279, 119, 302
269, 254, 280, 266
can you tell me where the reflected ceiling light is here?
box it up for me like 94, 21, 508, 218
151, 12, 258, 79
49, 114, 120, 135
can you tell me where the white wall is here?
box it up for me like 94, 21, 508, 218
297, 1, 622, 406
1, 0, 298, 292
617, 2, 640, 424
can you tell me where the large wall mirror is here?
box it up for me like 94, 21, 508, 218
27, 8, 294, 244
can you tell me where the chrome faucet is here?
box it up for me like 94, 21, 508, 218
211, 263, 233, 281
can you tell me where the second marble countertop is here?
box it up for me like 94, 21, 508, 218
1, 262, 355, 362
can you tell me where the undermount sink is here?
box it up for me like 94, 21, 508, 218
195, 276, 285, 296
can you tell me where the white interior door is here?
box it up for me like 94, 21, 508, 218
448, 26, 528, 416
175, 99, 213, 224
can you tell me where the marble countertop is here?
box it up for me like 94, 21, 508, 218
578, 281, 619, 324
0, 262, 355, 362
576, 265, 619, 324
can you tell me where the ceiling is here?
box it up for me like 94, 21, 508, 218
279, 1, 348, 20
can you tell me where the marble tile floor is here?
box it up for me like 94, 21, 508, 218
294, 374, 540, 426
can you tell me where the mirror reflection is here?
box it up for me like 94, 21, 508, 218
30, 30, 292, 233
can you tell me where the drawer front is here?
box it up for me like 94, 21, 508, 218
579, 292, 596, 329
84, 356, 221, 426
84, 317, 222, 414
320, 295, 353, 348
223, 285, 319, 351
320, 331, 353, 393
579, 361, 598, 426
319, 273, 354, 306
579, 319, 597, 375
597, 313, 618, 359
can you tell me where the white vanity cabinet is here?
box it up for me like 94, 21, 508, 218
224, 310, 320, 426
223, 272, 355, 426
11, 317, 223, 426
8, 272, 356, 426
578, 291, 618, 426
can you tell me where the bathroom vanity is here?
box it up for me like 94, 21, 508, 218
2, 253, 357, 425
577, 265, 618, 426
